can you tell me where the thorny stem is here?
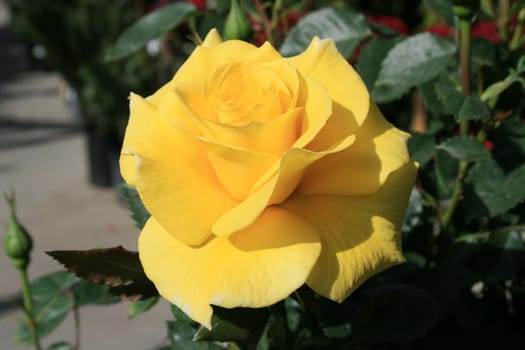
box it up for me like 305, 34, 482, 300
442, 17, 472, 228
19, 269, 42, 350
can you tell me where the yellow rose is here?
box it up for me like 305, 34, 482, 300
120, 29, 417, 328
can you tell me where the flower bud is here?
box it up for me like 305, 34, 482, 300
3, 192, 33, 270
452, 0, 480, 20
224, 0, 253, 40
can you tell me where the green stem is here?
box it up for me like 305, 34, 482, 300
509, 8, 525, 50
73, 305, 81, 350
19, 269, 42, 350
442, 16, 473, 228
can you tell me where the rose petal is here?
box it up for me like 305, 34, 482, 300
120, 93, 179, 185
212, 133, 355, 236
147, 36, 281, 107
298, 101, 411, 196
281, 162, 417, 302
197, 138, 278, 201
139, 207, 321, 328
288, 37, 370, 145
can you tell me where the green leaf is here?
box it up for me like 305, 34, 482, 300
423, 0, 454, 24
17, 287, 74, 344
119, 183, 150, 229
279, 7, 371, 57
435, 75, 465, 115
435, 149, 459, 197
47, 246, 158, 301
418, 79, 446, 116
464, 159, 525, 218
403, 188, 424, 234
374, 33, 456, 102
457, 95, 491, 121
356, 36, 402, 91
194, 306, 268, 342
106, 2, 197, 61
17, 271, 118, 344
171, 304, 197, 325
72, 280, 118, 306
346, 283, 440, 343
437, 136, 490, 161
408, 132, 436, 165
46, 342, 75, 350
167, 321, 222, 350
472, 37, 496, 67
128, 296, 160, 318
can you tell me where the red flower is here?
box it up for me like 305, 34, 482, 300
472, 21, 500, 43
187, 0, 206, 10
425, 23, 453, 37
368, 15, 409, 35
483, 140, 494, 152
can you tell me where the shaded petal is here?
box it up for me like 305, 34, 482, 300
281, 162, 417, 302
212, 134, 355, 236
298, 101, 411, 196
292, 76, 333, 149
288, 37, 370, 143
135, 155, 236, 246
139, 208, 321, 328
198, 138, 278, 201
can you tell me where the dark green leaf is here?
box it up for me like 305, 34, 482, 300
46, 342, 75, 350
472, 37, 496, 67
47, 246, 158, 301
194, 306, 268, 342
346, 283, 440, 343
465, 159, 525, 218
279, 7, 371, 57
435, 74, 465, 114
167, 321, 222, 350
171, 304, 197, 325
423, 0, 454, 24
28, 271, 78, 303
408, 132, 436, 165
484, 230, 525, 283
435, 149, 459, 197
418, 79, 446, 117
72, 280, 118, 306
374, 33, 455, 102
403, 188, 424, 234
463, 158, 504, 220
438, 136, 490, 161
356, 36, 402, 91
106, 2, 197, 61
119, 183, 150, 229
128, 296, 160, 318
457, 95, 491, 121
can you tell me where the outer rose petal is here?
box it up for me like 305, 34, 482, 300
288, 37, 370, 144
139, 208, 321, 328
281, 162, 417, 302
298, 100, 411, 196
121, 94, 236, 246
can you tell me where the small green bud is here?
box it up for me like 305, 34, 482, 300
452, 0, 480, 20
224, 0, 253, 40
3, 192, 33, 270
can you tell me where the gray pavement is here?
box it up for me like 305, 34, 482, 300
0, 2, 172, 349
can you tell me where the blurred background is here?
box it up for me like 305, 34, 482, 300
0, 0, 173, 348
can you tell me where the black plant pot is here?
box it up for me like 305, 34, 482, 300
85, 129, 120, 188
